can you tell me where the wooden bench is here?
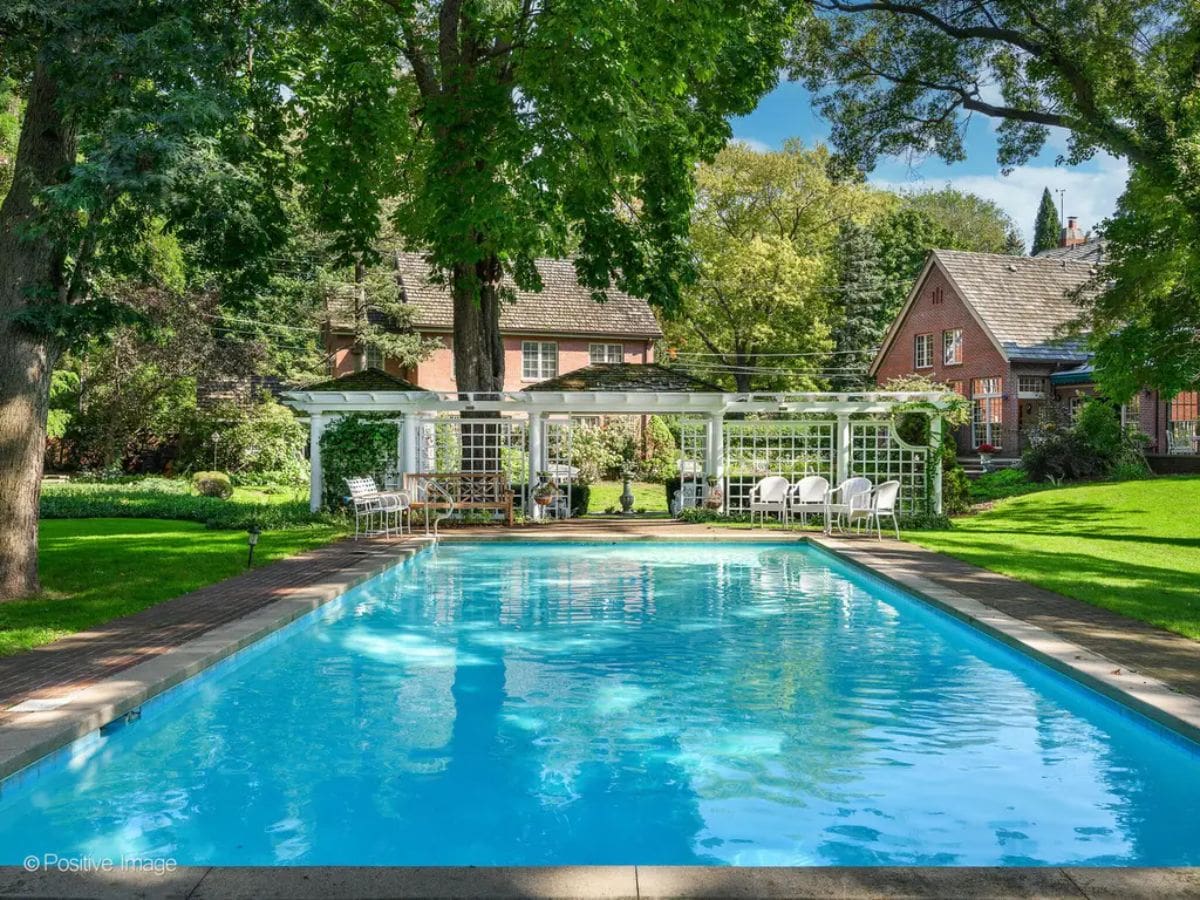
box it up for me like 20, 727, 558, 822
404, 472, 516, 526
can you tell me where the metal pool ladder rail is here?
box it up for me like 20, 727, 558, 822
419, 478, 456, 538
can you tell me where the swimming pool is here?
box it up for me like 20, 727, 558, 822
0, 540, 1197, 866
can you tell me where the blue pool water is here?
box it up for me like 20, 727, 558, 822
0, 541, 1197, 866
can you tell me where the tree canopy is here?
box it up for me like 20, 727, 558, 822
791, 0, 1200, 397
292, 0, 801, 392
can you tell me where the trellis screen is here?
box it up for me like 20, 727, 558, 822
849, 420, 929, 515
722, 420, 836, 512
415, 416, 528, 494
678, 418, 708, 488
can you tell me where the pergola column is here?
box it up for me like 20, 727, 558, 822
836, 413, 851, 484
401, 412, 419, 478
705, 412, 724, 480
528, 412, 544, 518
308, 413, 325, 513
930, 414, 944, 515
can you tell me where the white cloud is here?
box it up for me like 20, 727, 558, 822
731, 137, 773, 154
872, 153, 1129, 248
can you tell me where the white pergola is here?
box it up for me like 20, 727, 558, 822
282, 388, 953, 516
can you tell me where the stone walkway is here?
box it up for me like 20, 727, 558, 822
0, 536, 416, 722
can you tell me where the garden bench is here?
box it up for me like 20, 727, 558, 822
404, 472, 515, 526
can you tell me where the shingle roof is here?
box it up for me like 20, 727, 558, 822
1035, 238, 1106, 263
522, 363, 722, 392
327, 252, 663, 339
933, 249, 1097, 361
301, 368, 426, 392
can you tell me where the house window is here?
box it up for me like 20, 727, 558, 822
1018, 376, 1046, 398
930, 286, 945, 305
948, 380, 966, 397
972, 377, 1003, 448
522, 341, 558, 381
914, 333, 933, 369
589, 343, 624, 365
1168, 391, 1199, 454
1121, 393, 1142, 428
942, 329, 963, 365
365, 344, 384, 370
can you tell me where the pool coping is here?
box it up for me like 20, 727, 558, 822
0, 864, 1198, 898
0, 538, 435, 782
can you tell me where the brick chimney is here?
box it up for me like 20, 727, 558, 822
1060, 216, 1086, 247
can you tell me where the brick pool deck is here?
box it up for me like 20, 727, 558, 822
0, 521, 1197, 898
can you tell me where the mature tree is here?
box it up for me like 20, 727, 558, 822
829, 220, 886, 389
664, 141, 885, 391
1031, 188, 1061, 256
792, 0, 1200, 397
904, 188, 1023, 256
0, 2, 295, 597
291, 0, 799, 395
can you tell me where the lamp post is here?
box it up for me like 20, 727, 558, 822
247, 525, 261, 568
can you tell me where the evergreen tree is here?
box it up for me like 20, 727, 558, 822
831, 221, 887, 390
1031, 188, 1062, 255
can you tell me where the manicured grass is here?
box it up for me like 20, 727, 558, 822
586, 480, 669, 514
907, 476, 1200, 640
0, 519, 343, 657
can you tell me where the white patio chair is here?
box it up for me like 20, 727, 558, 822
671, 482, 702, 517
749, 476, 789, 527
823, 476, 872, 535
846, 480, 901, 540
345, 476, 409, 539
786, 475, 829, 527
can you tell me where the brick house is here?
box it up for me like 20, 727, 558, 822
323, 252, 662, 391
869, 247, 1199, 462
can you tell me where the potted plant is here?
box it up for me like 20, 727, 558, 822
703, 474, 724, 510
532, 472, 557, 506
977, 443, 999, 471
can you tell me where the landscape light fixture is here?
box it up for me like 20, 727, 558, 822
247, 525, 262, 568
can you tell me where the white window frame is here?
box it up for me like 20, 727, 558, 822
589, 342, 624, 365
365, 344, 384, 371
1017, 376, 1046, 399
914, 333, 933, 369
972, 377, 1003, 448
522, 341, 558, 381
942, 328, 963, 366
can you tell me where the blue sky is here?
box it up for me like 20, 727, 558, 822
730, 80, 1127, 249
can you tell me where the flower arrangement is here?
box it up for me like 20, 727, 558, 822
977, 443, 999, 455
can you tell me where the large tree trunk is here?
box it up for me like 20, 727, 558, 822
0, 64, 75, 599
450, 254, 505, 474
450, 255, 505, 395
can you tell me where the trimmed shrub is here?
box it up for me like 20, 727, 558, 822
180, 399, 308, 483
640, 415, 677, 482
192, 471, 233, 499
512, 483, 590, 516
40, 480, 322, 530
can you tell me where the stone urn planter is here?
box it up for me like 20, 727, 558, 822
977, 444, 998, 472
619, 472, 635, 515
533, 472, 557, 507
703, 476, 724, 511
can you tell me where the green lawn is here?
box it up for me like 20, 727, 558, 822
0, 519, 343, 657
908, 476, 1200, 640
586, 480, 669, 514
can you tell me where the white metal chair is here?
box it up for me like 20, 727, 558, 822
824, 476, 872, 534
847, 480, 901, 540
749, 476, 789, 527
671, 482, 702, 517
345, 477, 410, 539
786, 475, 829, 527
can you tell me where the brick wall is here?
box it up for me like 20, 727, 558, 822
327, 332, 655, 391
873, 264, 1013, 452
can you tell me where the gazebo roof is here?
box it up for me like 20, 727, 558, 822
523, 363, 722, 393
300, 368, 427, 392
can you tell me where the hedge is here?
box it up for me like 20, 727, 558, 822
512, 483, 590, 517
40, 481, 322, 530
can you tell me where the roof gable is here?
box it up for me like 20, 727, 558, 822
327, 252, 663, 339
301, 368, 426, 392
